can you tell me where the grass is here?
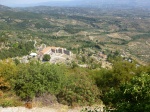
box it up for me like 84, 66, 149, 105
0, 91, 23, 107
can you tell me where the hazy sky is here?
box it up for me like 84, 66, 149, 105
1, 0, 72, 6
1, 0, 150, 7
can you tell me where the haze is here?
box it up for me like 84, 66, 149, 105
1, 0, 150, 7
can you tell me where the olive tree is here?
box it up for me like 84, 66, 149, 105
43, 54, 51, 61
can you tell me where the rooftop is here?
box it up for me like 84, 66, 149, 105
40, 46, 61, 54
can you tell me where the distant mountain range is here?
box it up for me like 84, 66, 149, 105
0, 4, 12, 11
1, 0, 150, 8
35, 0, 150, 8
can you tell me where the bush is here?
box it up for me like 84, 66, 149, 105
93, 61, 137, 95
0, 59, 18, 89
43, 54, 51, 61
104, 73, 150, 112
0, 77, 10, 91
57, 71, 101, 106
14, 61, 67, 101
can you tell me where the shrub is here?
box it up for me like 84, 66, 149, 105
14, 61, 67, 101
104, 73, 150, 112
57, 72, 101, 106
0, 77, 10, 91
0, 59, 18, 88
43, 54, 51, 61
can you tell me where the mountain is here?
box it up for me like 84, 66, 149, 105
1, 0, 150, 8
0, 4, 12, 11
36, 0, 150, 8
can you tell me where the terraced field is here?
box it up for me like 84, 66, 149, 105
0, 6, 150, 64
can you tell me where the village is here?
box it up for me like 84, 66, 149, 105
18, 41, 111, 69
25, 45, 73, 64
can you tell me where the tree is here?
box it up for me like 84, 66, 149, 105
43, 54, 51, 61
14, 61, 66, 101
57, 68, 101, 106
14, 59, 20, 65
71, 61, 78, 69
112, 60, 136, 84
0, 59, 18, 88
104, 73, 150, 112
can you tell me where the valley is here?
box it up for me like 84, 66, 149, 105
0, 4, 150, 111
0, 5, 150, 65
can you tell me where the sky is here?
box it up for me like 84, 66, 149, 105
0, 0, 72, 6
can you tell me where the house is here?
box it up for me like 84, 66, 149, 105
30, 53, 37, 57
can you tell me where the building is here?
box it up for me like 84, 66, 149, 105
30, 53, 37, 57
39, 46, 72, 58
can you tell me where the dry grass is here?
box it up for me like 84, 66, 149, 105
0, 105, 105, 112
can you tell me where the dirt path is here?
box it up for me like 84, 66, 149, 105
0, 107, 82, 112
0, 105, 104, 112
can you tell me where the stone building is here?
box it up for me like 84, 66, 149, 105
39, 46, 72, 58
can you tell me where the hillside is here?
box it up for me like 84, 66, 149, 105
0, 6, 150, 64
0, 5, 150, 112
0, 4, 12, 11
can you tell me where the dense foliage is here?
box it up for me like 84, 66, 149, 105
0, 58, 149, 109
57, 68, 100, 106
43, 54, 51, 61
0, 41, 34, 59
0, 60, 100, 106
104, 73, 150, 112
93, 60, 137, 94
14, 61, 65, 101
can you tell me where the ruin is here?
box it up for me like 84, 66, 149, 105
39, 46, 72, 57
